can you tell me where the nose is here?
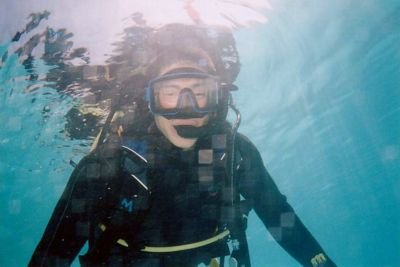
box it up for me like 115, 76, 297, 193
178, 89, 197, 110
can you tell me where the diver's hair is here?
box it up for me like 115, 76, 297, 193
116, 24, 240, 104
147, 46, 217, 78
145, 24, 240, 84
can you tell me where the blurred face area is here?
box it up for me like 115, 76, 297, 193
154, 61, 214, 149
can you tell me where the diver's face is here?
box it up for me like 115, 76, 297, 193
153, 63, 211, 149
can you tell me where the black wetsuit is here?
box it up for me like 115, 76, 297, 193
29, 123, 337, 267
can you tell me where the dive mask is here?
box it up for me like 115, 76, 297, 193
146, 70, 221, 119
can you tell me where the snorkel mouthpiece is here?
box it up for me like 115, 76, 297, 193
174, 125, 208, 138
164, 112, 209, 138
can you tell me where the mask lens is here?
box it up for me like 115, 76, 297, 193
148, 73, 220, 115
154, 80, 181, 109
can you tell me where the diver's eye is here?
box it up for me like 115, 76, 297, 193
159, 85, 180, 97
191, 83, 207, 97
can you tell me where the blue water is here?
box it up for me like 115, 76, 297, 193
1, 1, 399, 266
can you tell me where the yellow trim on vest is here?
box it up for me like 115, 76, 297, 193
117, 238, 129, 247
98, 224, 230, 253
90, 129, 102, 152
311, 253, 327, 267
209, 257, 220, 267
141, 230, 230, 253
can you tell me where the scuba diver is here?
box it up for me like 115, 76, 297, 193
29, 24, 337, 267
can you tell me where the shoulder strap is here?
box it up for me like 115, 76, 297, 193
80, 145, 151, 266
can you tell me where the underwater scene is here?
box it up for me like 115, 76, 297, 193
1, 1, 399, 266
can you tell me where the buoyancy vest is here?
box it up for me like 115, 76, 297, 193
119, 127, 231, 245
80, 124, 243, 265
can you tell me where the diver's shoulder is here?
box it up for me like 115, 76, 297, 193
235, 132, 259, 153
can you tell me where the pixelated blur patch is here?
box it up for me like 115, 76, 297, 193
280, 212, 295, 227
212, 134, 226, 149
75, 221, 90, 237
381, 145, 399, 162
198, 149, 213, 164
71, 199, 86, 213
85, 162, 101, 178
6, 117, 22, 132
201, 204, 218, 219
198, 166, 214, 191
8, 199, 21, 214
395, 179, 400, 201
198, 166, 213, 181
268, 227, 282, 241
180, 149, 195, 163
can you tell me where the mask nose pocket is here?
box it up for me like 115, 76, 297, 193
177, 88, 198, 111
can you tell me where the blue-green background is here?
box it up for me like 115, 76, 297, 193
1, 1, 399, 266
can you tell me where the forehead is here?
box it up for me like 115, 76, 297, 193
160, 77, 204, 85
158, 60, 215, 76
